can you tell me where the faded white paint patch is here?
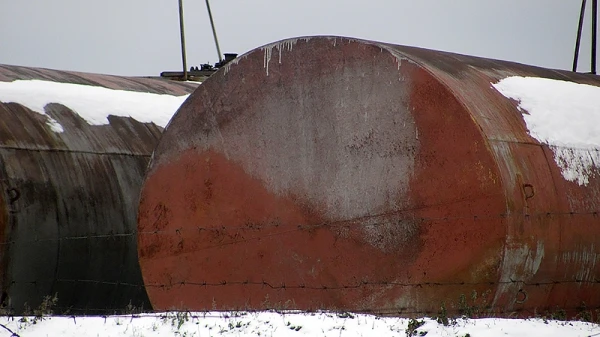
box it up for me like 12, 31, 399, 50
493, 241, 544, 307
215, 41, 418, 252
556, 243, 599, 281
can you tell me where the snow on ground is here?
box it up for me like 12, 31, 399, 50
0, 80, 190, 132
1, 311, 598, 337
492, 76, 600, 186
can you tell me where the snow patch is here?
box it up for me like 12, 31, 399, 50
0, 80, 190, 132
492, 76, 600, 186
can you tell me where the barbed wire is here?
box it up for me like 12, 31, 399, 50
0, 209, 598, 247
5, 278, 598, 316
3, 277, 600, 319
7, 276, 600, 290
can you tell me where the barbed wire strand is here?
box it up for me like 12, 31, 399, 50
7, 277, 600, 290
0, 210, 598, 247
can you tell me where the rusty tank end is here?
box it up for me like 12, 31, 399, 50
137, 37, 600, 316
0, 64, 198, 314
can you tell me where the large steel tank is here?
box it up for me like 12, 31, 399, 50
0, 64, 197, 314
137, 37, 600, 316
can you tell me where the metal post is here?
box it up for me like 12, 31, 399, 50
205, 0, 223, 62
178, 0, 188, 81
593, 0, 598, 74
573, 0, 587, 72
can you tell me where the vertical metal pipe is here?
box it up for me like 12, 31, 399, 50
178, 0, 188, 81
593, 0, 598, 74
573, 0, 587, 72
205, 0, 223, 62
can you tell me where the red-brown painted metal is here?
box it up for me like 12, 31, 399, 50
0, 64, 198, 314
138, 37, 600, 316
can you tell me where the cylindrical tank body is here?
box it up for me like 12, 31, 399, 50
0, 64, 197, 314
138, 37, 600, 316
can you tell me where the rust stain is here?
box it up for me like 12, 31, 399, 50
139, 149, 424, 311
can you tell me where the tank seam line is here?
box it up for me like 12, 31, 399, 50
487, 138, 600, 151
0, 146, 151, 157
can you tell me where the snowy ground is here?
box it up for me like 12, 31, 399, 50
1, 311, 599, 337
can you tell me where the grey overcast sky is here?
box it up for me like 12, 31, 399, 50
0, 0, 597, 76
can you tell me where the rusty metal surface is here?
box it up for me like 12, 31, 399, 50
0, 64, 195, 95
137, 37, 600, 316
0, 64, 198, 314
